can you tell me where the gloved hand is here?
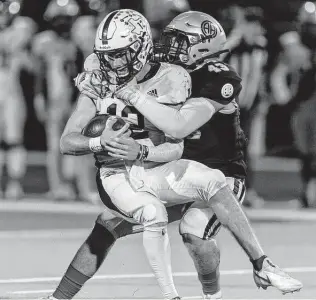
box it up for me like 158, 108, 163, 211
115, 83, 145, 106
74, 70, 109, 100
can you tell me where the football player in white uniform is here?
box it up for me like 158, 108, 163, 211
0, 0, 37, 199
58, 9, 193, 300
44, 10, 302, 300
33, 0, 98, 202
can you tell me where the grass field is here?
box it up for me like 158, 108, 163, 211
0, 156, 315, 299
0, 200, 316, 300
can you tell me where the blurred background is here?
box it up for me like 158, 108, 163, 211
1, 0, 316, 209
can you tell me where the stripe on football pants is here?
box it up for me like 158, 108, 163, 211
203, 178, 246, 240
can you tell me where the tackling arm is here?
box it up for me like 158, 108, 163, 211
116, 63, 239, 139
134, 97, 217, 139
145, 135, 184, 162
106, 130, 184, 162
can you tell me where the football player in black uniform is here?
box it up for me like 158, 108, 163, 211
46, 11, 302, 300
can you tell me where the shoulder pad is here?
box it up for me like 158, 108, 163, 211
255, 36, 267, 48
164, 63, 190, 78
156, 63, 191, 104
71, 16, 96, 53
10, 17, 37, 51
72, 16, 95, 34
84, 53, 100, 71
195, 61, 242, 105
12, 16, 37, 32
32, 30, 57, 55
166, 63, 191, 98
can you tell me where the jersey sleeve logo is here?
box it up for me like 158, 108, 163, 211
147, 89, 158, 97
221, 83, 234, 98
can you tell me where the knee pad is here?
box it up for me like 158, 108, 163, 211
88, 223, 116, 252
167, 202, 193, 224
96, 212, 137, 239
179, 206, 217, 240
133, 203, 168, 230
201, 169, 227, 200
181, 232, 218, 252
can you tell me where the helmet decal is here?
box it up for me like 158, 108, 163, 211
100, 11, 117, 43
155, 11, 228, 69
201, 20, 217, 38
114, 10, 149, 38
94, 9, 153, 85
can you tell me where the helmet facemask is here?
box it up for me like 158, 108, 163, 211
95, 39, 146, 85
157, 28, 229, 70
94, 9, 153, 85
157, 28, 192, 67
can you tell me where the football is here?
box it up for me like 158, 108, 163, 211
82, 114, 127, 137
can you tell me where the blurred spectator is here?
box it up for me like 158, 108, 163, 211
143, 0, 190, 41
71, 15, 97, 58
271, 1, 316, 208
0, 0, 38, 199
2, 0, 313, 205
224, 6, 268, 208
32, 0, 98, 202
71, 0, 119, 57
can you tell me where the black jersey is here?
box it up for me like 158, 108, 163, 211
183, 61, 247, 179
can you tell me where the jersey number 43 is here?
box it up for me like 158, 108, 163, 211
208, 62, 229, 73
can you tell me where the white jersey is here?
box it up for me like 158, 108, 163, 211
83, 54, 191, 175
71, 16, 96, 59
33, 30, 80, 103
0, 27, 15, 95
0, 17, 36, 98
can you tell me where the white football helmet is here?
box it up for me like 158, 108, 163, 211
94, 9, 153, 85
157, 11, 228, 70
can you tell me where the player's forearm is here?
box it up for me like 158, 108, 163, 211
145, 140, 183, 162
135, 97, 214, 139
60, 132, 93, 156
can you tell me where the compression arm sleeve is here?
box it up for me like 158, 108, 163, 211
135, 97, 215, 139
146, 138, 184, 162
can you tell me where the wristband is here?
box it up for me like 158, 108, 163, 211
142, 145, 149, 161
89, 136, 103, 152
136, 144, 143, 160
136, 144, 149, 161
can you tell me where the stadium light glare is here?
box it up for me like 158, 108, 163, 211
57, 0, 69, 7
8, 2, 20, 14
305, 1, 316, 13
